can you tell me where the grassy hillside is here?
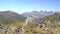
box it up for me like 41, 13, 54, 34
0, 11, 26, 24
44, 13, 60, 21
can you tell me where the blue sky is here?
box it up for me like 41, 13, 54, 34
0, 0, 60, 14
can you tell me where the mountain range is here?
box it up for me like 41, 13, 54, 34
21, 11, 55, 18
0, 10, 59, 24
0, 10, 60, 34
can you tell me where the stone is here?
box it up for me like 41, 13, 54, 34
33, 31, 38, 33
30, 30, 33, 31
47, 29, 53, 34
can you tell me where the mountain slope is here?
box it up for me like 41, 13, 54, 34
44, 12, 60, 22
0, 11, 26, 24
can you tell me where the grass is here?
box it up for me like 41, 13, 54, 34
3, 22, 25, 27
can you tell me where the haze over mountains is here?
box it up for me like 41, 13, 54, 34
21, 11, 55, 18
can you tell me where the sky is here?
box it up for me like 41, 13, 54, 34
0, 0, 60, 14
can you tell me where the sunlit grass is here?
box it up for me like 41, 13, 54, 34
3, 22, 25, 27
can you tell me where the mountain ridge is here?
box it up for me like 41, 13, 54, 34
21, 11, 55, 19
0, 11, 26, 24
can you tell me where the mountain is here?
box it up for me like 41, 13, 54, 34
21, 11, 54, 19
44, 12, 60, 23
0, 11, 26, 24
22, 12, 60, 34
